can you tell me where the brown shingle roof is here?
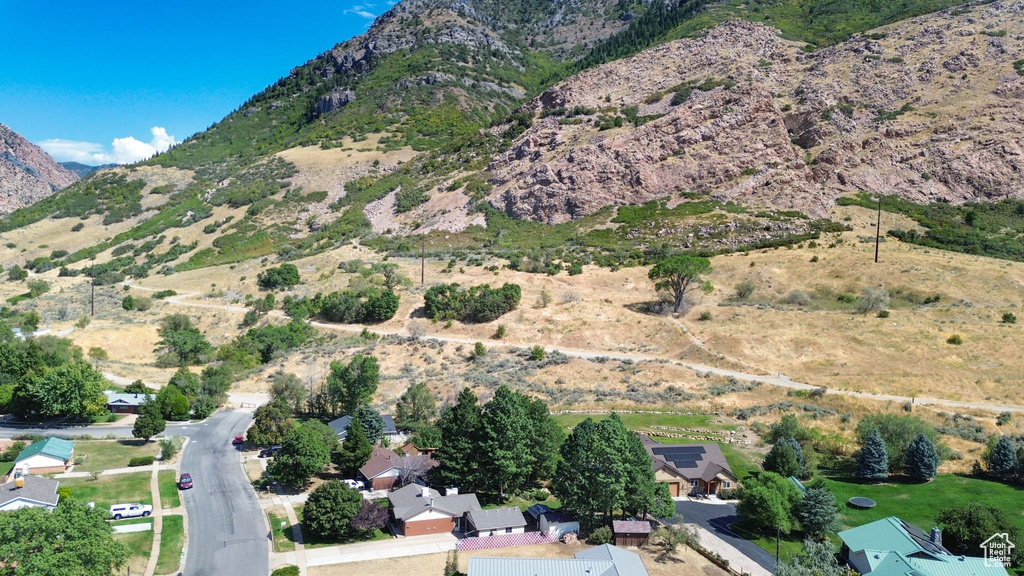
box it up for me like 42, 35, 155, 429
358, 447, 438, 480
613, 520, 651, 534
640, 435, 738, 483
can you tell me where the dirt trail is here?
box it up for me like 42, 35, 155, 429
127, 284, 1024, 415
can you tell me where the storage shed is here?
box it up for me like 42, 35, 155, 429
613, 520, 652, 547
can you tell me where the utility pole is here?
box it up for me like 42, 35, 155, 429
874, 195, 883, 264
420, 236, 425, 285
90, 259, 96, 316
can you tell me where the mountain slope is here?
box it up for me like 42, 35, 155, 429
0, 124, 79, 213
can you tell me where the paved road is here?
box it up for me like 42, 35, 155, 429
674, 500, 777, 573
180, 410, 267, 576
0, 421, 193, 439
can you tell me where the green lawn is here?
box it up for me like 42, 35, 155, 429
0, 462, 13, 478
113, 529, 153, 576
267, 509, 296, 552
73, 439, 159, 473
823, 474, 1024, 533
157, 470, 181, 508
62, 472, 152, 511
156, 515, 184, 574
482, 493, 563, 511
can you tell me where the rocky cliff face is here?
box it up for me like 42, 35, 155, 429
0, 124, 78, 213
489, 1, 1024, 222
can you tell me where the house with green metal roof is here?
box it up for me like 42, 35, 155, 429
839, 517, 1009, 576
14, 437, 74, 475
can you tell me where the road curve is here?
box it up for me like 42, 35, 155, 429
130, 285, 1024, 415
179, 409, 267, 576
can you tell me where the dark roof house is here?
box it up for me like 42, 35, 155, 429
466, 506, 528, 535
329, 414, 401, 441
641, 435, 738, 496
358, 447, 437, 491
389, 483, 482, 536
612, 520, 652, 547
105, 391, 155, 414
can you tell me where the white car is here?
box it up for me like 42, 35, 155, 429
110, 503, 153, 520
342, 479, 365, 490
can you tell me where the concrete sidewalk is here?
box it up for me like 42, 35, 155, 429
691, 525, 772, 576
55, 464, 176, 478
304, 533, 458, 567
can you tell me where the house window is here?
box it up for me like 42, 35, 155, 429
690, 480, 698, 488
724, 481, 731, 489
505, 528, 513, 534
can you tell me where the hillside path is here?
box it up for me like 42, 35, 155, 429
127, 284, 1024, 415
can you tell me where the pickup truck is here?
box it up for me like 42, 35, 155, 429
110, 503, 153, 520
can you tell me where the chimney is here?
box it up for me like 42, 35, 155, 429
930, 528, 942, 546
445, 487, 459, 496
420, 485, 430, 499
429, 496, 434, 507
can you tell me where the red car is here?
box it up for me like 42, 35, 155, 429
232, 435, 244, 445
178, 473, 193, 490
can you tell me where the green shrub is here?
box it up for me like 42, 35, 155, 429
473, 342, 487, 359
530, 345, 546, 361
946, 334, 963, 345
88, 347, 108, 360
734, 280, 756, 300
424, 283, 521, 323
698, 310, 712, 321
71, 222, 84, 232
258, 264, 301, 289
1001, 312, 1016, 324
129, 456, 155, 467
494, 324, 507, 339
587, 526, 613, 545
877, 310, 890, 318
122, 295, 136, 311
532, 489, 549, 501
272, 567, 300, 576
153, 290, 177, 299
6, 266, 27, 282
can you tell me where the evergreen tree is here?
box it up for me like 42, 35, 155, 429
764, 439, 802, 478
856, 429, 889, 481
904, 433, 939, 482
333, 413, 373, 477
433, 388, 483, 490
989, 436, 1017, 476
553, 415, 631, 524
479, 385, 535, 497
353, 404, 385, 445
797, 484, 839, 538
132, 399, 166, 442
622, 430, 674, 519
786, 437, 806, 477
519, 392, 563, 483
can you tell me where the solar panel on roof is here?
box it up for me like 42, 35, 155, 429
652, 446, 705, 456
669, 459, 699, 468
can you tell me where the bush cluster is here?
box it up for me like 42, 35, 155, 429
424, 282, 521, 323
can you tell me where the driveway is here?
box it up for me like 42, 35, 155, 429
179, 410, 267, 576
673, 499, 777, 573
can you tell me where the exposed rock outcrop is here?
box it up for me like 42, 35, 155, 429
489, 2, 1024, 222
0, 124, 79, 214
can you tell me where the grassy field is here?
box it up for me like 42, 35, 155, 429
267, 508, 297, 552
157, 470, 181, 508
113, 529, 153, 576
156, 515, 184, 574
73, 440, 159, 473
62, 473, 152, 511
552, 412, 736, 432
0, 462, 13, 477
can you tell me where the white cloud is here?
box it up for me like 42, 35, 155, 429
39, 126, 178, 165
344, 4, 378, 19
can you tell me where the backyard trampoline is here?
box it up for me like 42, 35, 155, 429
849, 497, 877, 509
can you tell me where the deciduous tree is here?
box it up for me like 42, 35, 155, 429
394, 382, 436, 430
24, 361, 108, 418
937, 504, 1024, 566
132, 399, 166, 442
247, 400, 294, 446
736, 472, 801, 534
648, 255, 712, 313
303, 480, 362, 540
268, 425, 332, 486
326, 354, 380, 416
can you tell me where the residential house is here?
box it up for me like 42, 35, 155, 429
527, 504, 579, 539
400, 442, 437, 458
104, 391, 155, 414
613, 520, 651, 547
388, 483, 481, 536
329, 414, 406, 444
839, 517, 1009, 576
469, 544, 650, 576
15, 437, 74, 474
466, 506, 527, 537
359, 446, 437, 491
0, 471, 60, 512
641, 435, 739, 496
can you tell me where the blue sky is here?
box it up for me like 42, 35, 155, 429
0, 0, 387, 164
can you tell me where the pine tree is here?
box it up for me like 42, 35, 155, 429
989, 436, 1017, 476
333, 413, 373, 477
433, 388, 483, 490
479, 385, 535, 497
797, 485, 839, 537
764, 439, 802, 478
856, 429, 889, 481
905, 433, 939, 482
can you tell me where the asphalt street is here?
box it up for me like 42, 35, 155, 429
180, 410, 267, 576
0, 411, 267, 576
674, 499, 778, 573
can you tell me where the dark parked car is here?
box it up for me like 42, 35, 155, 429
232, 435, 244, 445
258, 445, 282, 458
178, 473, 193, 490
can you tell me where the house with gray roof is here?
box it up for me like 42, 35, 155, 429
839, 517, 1009, 576
640, 434, 738, 497
388, 483, 482, 536
0, 474, 60, 512
466, 506, 527, 537
328, 414, 404, 443
468, 544, 650, 576
105, 391, 155, 414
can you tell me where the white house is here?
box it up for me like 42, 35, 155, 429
14, 437, 74, 475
